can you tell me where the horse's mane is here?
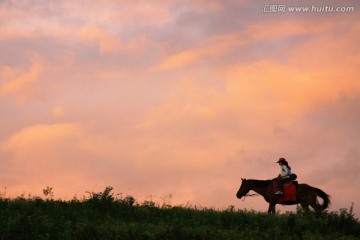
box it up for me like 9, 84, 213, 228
247, 179, 276, 187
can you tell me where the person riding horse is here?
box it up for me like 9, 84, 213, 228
236, 158, 328, 213
275, 158, 292, 195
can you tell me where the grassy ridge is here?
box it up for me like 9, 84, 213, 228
0, 187, 359, 240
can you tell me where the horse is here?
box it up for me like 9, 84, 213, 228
236, 178, 330, 214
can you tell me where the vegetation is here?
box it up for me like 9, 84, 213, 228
0, 186, 359, 240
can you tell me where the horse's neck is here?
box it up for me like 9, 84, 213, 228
249, 180, 272, 196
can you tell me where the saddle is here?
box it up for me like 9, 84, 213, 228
274, 178, 297, 205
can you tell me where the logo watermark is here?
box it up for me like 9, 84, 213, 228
262, 4, 355, 13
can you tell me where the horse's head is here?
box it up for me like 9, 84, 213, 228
236, 178, 251, 199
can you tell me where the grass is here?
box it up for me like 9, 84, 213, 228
0, 186, 359, 240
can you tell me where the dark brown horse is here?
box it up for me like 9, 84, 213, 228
236, 178, 330, 214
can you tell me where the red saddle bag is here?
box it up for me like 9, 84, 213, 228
274, 178, 297, 205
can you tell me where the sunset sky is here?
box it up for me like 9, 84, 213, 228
1, 0, 359, 215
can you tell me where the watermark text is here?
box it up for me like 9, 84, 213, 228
262, 5, 354, 13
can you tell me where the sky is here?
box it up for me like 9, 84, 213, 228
1, 0, 359, 215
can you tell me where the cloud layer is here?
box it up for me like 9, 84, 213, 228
1, 0, 359, 214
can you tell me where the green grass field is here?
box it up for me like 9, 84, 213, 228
0, 187, 359, 240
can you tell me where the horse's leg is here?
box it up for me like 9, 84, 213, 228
297, 185, 311, 213
308, 190, 322, 212
300, 202, 310, 212
268, 203, 276, 214
309, 200, 322, 212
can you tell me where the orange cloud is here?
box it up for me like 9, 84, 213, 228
154, 17, 359, 73
155, 50, 199, 70
224, 60, 351, 118
1, 123, 115, 197
154, 34, 245, 70
0, 54, 43, 105
1, 0, 359, 214
52, 105, 65, 117
139, 18, 360, 183
2, 123, 82, 160
246, 19, 331, 42
79, 26, 123, 54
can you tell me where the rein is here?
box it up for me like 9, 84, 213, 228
242, 193, 260, 201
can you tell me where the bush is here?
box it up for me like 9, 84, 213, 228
0, 188, 359, 240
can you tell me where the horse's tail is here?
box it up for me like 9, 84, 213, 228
314, 187, 331, 210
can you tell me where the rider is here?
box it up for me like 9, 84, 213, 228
275, 158, 292, 195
